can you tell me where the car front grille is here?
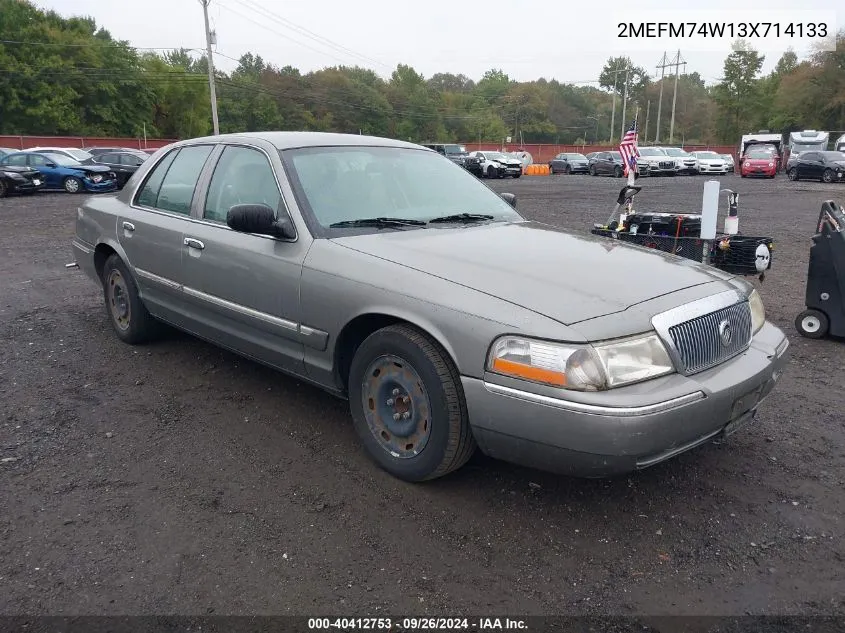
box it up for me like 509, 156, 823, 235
659, 161, 675, 170
668, 301, 752, 374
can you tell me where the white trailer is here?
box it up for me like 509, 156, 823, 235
788, 130, 830, 155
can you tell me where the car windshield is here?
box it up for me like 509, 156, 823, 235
283, 146, 523, 230
566, 153, 587, 160
662, 148, 689, 157
696, 152, 720, 159
747, 150, 772, 159
638, 148, 665, 156
483, 151, 507, 160
444, 145, 467, 155
42, 153, 81, 166
608, 151, 622, 159
66, 149, 93, 160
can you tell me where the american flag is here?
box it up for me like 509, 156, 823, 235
619, 118, 639, 177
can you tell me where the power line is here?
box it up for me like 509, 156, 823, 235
0, 39, 204, 51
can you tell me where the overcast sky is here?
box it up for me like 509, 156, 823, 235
34, 0, 843, 87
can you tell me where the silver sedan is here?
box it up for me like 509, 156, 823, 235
70, 132, 789, 482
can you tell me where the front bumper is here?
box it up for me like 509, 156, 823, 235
742, 167, 776, 177
699, 164, 729, 174
462, 321, 789, 477
83, 178, 119, 192
7, 177, 45, 193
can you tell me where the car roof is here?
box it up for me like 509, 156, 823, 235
170, 131, 425, 151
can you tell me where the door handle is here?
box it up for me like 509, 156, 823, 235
184, 237, 205, 250
122, 222, 135, 231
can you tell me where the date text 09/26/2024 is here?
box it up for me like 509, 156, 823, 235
308, 617, 528, 630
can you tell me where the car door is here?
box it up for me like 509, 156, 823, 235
797, 153, 819, 179
119, 143, 215, 327
27, 153, 63, 188
179, 142, 308, 375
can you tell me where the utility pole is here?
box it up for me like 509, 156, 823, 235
669, 49, 686, 144
654, 52, 669, 143
200, 0, 220, 135
620, 66, 631, 140
608, 63, 629, 144
643, 100, 651, 144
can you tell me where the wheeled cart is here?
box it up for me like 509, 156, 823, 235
795, 200, 845, 339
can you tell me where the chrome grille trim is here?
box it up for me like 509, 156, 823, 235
651, 289, 752, 376
667, 302, 752, 374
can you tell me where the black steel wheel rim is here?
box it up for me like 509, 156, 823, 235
107, 269, 131, 331
361, 354, 433, 459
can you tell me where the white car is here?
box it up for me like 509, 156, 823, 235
691, 151, 731, 175
636, 147, 678, 176
25, 146, 94, 162
469, 150, 523, 179
720, 153, 736, 172
658, 147, 699, 175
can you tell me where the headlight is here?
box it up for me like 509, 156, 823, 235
768, 162, 774, 167
3, 171, 24, 179
487, 334, 674, 391
748, 289, 765, 334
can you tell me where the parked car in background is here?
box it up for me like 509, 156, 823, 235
786, 151, 845, 183
0, 163, 45, 197
0, 147, 18, 158
658, 147, 699, 174
421, 143, 484, 177
69, 131, 788, 483
690, 151, 730, 175
25, 146, 95, 163
549, 152, 590, 174
86, 146, 143, 157
721, 153, 735, 172
588, 151, 625, 177
469, 150, 523, 178
740, 148, 778, 178
636, 147, 677, 176
0, 151, 117, 193
90, 150, 149, 188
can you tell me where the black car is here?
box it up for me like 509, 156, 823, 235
549, 152, 590, 174
786, 150, 845, 183
421, 143, 483, 176
89, 150, 149, 188
0, 164, 45, 197
86, 146, 141, 157
588, 151, 626, 177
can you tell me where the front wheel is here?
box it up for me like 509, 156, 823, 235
564, 164, 571, 174
63, 176, 83, 193
589, 165, 596, 176
101, 254, 161, 344
485, 165, 497, 179
795, 309, 829, 339
614, 166, 622, 178
822, 169, 834, 183
348, 324, 477, 482
787, 168, 798, 181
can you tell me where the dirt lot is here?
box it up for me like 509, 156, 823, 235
1, 172, 844, 618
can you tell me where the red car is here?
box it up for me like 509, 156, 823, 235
741, 148, 778, 178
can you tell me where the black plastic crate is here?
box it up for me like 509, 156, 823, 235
591, 228, 706, 261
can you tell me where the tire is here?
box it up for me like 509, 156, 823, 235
564, 164, 571, 174
614, 166, 622, 178
347, 324, 477, 482
63, 176, 82, 193
548, 164, 555, 175
794, 309, 829, 339
485, 165, 497, 179
101, 254, 161, 345
0, 180, 7, 198
787, 168, 798, 181
822, 169, 834, 183
512, 172, 521, 178
589, 165, 596, 176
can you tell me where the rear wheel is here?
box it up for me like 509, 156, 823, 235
348, 324, 476, 482
795, 309, 829, 339
63, 176, 82, 193
0, 180, 7, 198
101, 254, 161, 344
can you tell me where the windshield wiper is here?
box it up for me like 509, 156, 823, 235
428, 213, 496, 224
329, 217, 427, 229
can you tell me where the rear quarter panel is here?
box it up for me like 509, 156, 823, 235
74, 194, 128, 281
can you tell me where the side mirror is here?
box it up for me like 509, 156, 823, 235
500, 193, 517, 209
46, 162, 57, 168
227, 203, 295, 239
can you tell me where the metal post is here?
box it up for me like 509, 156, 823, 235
655, 53, 667, 143
609, 71, 619, 145
620, 66, 630, 140
200, 0, 220, 135
669, 50, 685, 144
643, 100, 651, 143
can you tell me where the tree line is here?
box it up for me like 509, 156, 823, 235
1, 0, 843, 145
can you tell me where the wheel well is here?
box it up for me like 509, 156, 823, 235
93, 244, 118, 281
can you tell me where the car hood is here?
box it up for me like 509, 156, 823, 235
330, 221, 734, 325
77, 165, 113, 173
638, 155, 669, 163
699, 158, 724, 164
490, 157, 522, 166
745, 158, 774, 164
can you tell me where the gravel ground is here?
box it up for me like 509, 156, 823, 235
1, 173, 844, 618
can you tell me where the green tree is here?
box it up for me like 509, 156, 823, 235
712, 40, 766, 141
